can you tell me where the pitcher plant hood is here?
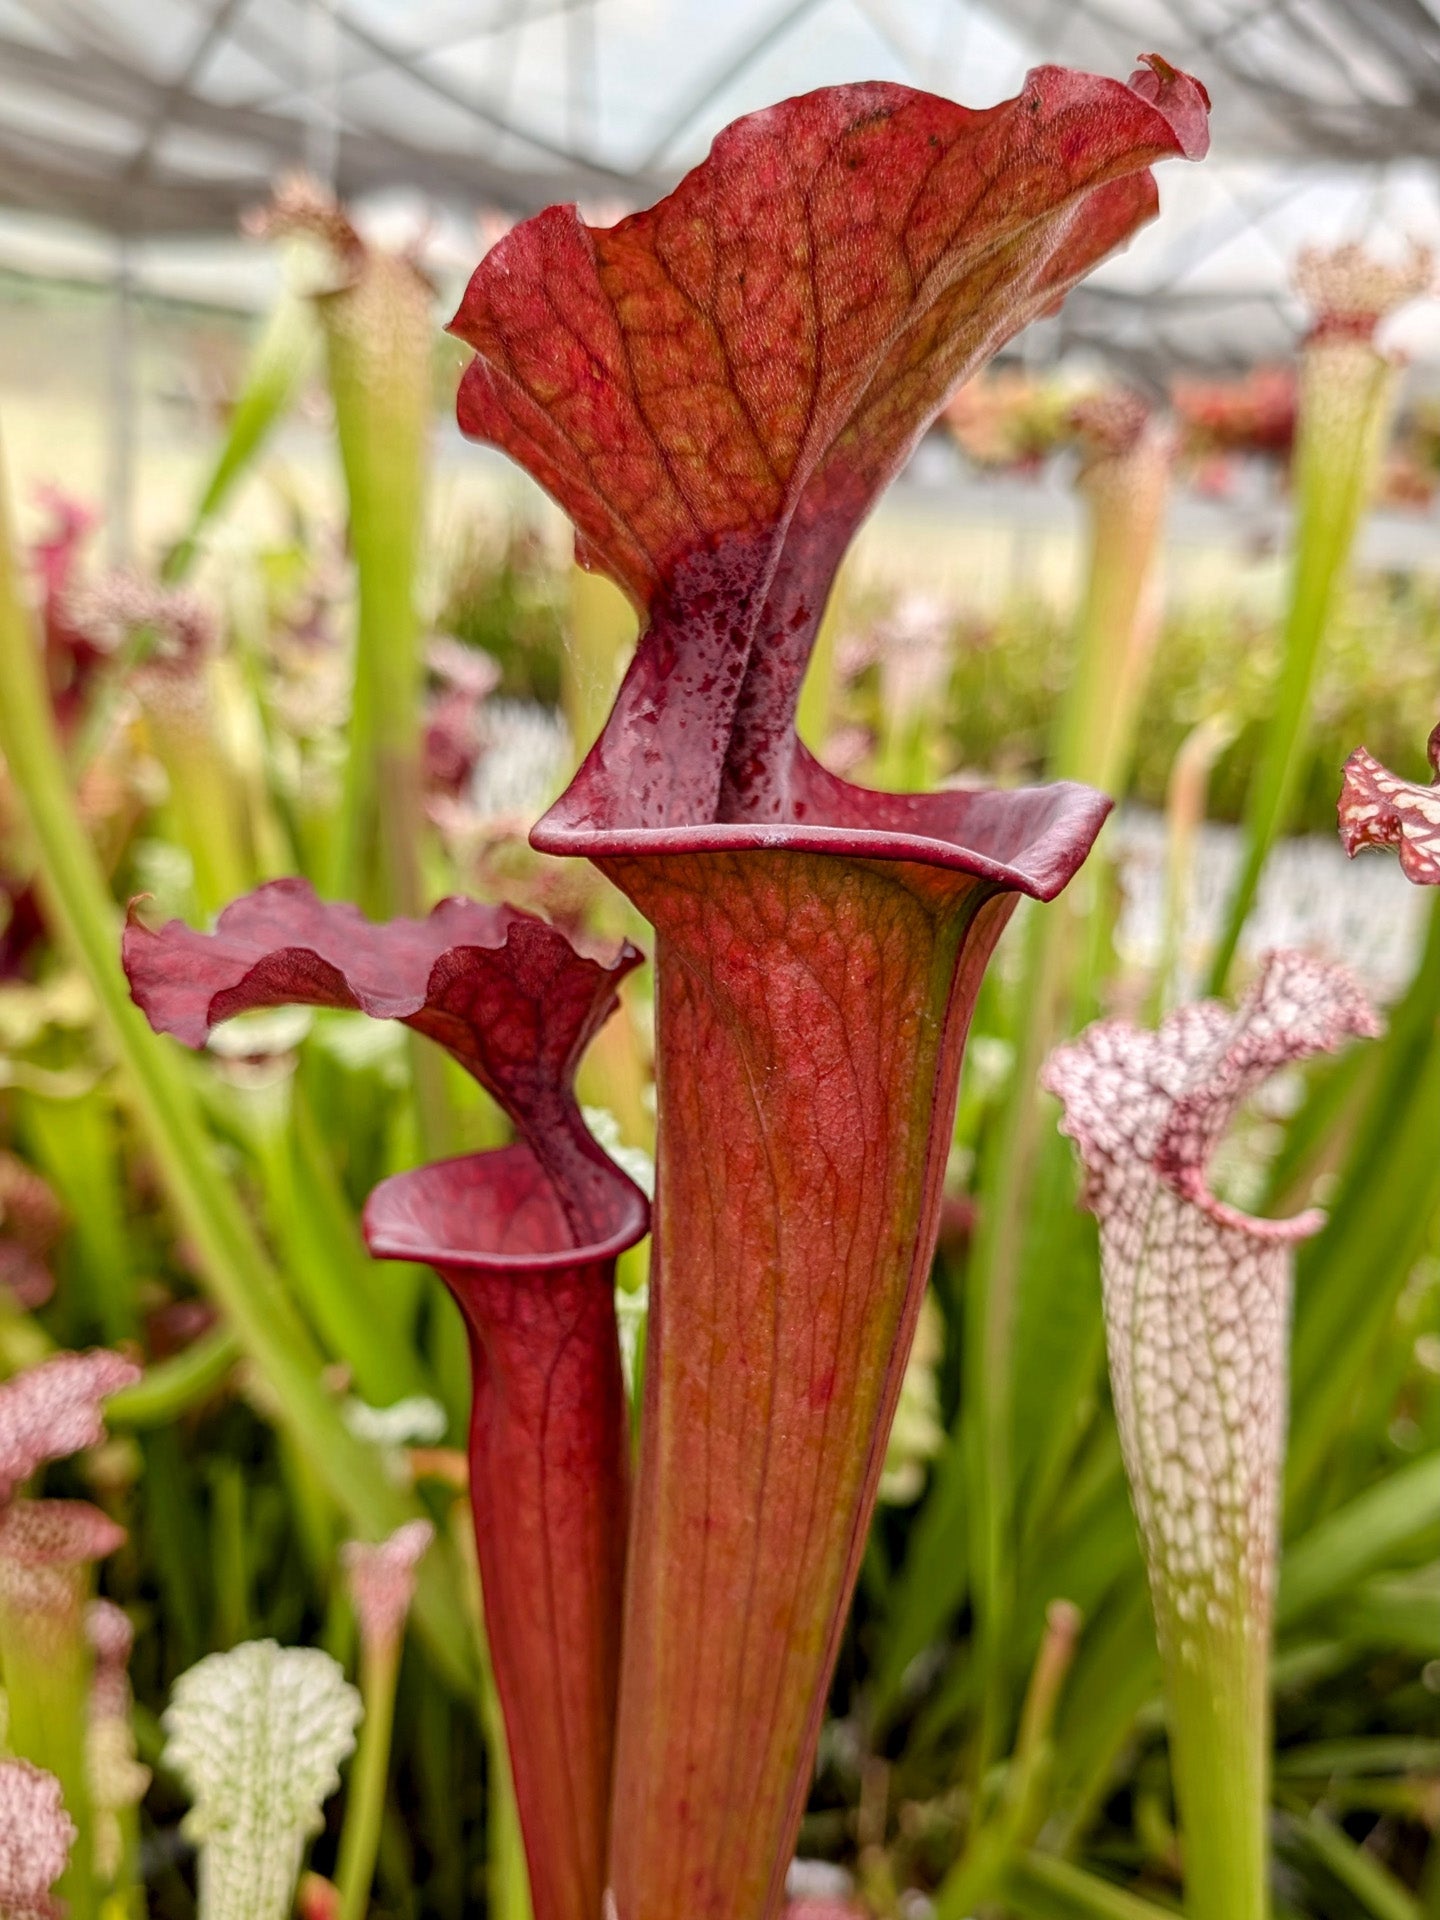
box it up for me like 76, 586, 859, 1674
450, 57, 1206, 874
1043, 951, 1379, 1640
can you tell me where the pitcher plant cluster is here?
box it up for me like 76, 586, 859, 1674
0, 35, 1436, 1920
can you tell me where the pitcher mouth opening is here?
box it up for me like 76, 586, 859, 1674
533, 761, 1113, 905
364, 1144, 650, 1274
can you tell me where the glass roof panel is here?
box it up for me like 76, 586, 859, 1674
4, 0, 1440, 372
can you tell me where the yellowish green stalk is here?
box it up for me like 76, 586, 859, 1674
236, 1074, 433, 1406
964, 419, 1170, 1768
335, 1635, 401, 1920
1162, 1605, 1270, 1920
209, 647, 295, 884
575, 988, 652, 1152
794, 560, 849, 753
102, 1796, 145, 1920
320, 249, 431, 920
210, 1457, 251, 1646
137, 671, 253, 918
875, 702, 941, 794
19, 1086, 139, 1341
1150, 713, 1237, 1019
0, 1289, 53, 1372
312, 237, 452, 1155
163, 292, 320, 585
464, 1529, 532, 1920
0, 1568, 99, 1919
478, 1645, 532, 1920
1207, 335, 1398, 993
105, 1326, 242, 1427
565, 562, 636, 756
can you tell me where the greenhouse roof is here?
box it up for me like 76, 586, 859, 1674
4, 0, 1440, 370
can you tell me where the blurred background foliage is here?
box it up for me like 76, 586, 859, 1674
0, 212, 1436, 1920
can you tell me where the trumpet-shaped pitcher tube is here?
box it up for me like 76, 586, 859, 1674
123, 880, 647, 1920
449, 57, 1209, 1920
367, 1144, 644, 1920
1043, 953, 1379, 1920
